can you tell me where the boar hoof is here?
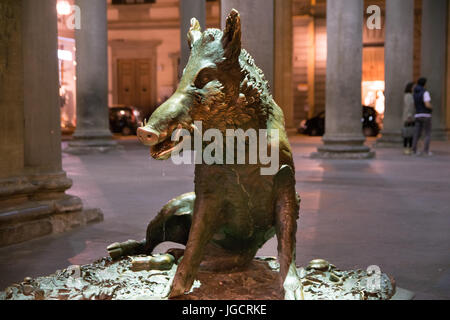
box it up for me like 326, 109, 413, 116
168, 285, 186, 299
168, 274, 191, 299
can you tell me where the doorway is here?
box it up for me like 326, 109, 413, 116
117, 58, 154, 117
110, 39, 161, 120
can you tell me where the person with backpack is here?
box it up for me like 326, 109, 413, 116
412, 77, 433, 156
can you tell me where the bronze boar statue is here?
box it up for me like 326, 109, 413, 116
107, 9, 302, 299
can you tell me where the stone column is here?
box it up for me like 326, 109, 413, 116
421, 0, 448, 140
221, 0, 274, 89
377, 0, 414, 147
22, 0, 69, 183
0, 1, 25, 182
66, 0, 118, 154
0, 0, 102, 247
446, 2, 450, 137
180, 0, 206, 77
274, 0, 294, 130
312, 0, 374, 159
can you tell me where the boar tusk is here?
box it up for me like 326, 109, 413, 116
173, 124, 183, 141
191, 123, 201, 136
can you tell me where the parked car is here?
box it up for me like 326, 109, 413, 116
109, 105, 141, 136
298, 106, 380, 137
299, 111, 325, 136
361, 105, 380, 137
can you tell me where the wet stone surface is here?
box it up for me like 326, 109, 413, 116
0, 257, 395, 300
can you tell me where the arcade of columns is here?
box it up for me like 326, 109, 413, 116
222, 0, 448, 159
0, 0, 103, 247
0, 0, 448, 246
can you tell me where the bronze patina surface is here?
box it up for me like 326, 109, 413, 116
108, 9, 301, 299
0, 257, 398, 300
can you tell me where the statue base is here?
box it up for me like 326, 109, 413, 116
0, 256, 413, 300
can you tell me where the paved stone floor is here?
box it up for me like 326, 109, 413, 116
1, 136, 449, 299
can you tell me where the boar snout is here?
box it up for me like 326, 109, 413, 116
137, 127, 160, 146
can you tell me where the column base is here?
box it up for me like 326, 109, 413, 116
311, 135, 376, 159
375, 132, 403, 148
311, 146, 375, 159
0, 194, 103, 247
0, 173, 103, 247
65, 130, 122, 155
65, 140, 122, 155
0, 172, 72, 202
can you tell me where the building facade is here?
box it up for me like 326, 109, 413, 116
57, 0, 449, 139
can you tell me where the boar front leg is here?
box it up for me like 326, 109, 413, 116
107, 192, 194, 259
274, 165, 303, 300
169, 193, 223, 298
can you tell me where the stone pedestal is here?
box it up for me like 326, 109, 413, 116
446, 3, 450, 140
65, 0, 119, 154
0, 0, 102, 248
180, 0, 205, 76
0, 256, 413, 300
312, 0, 374, 159
421, 0, 449, 140
376, 0, 414, 148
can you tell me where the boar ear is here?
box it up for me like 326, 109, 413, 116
222, 9, 241, 62
188, 18, 202, 49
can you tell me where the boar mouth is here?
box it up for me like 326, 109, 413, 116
150, 138, 181, 160
150, 126, 190, 160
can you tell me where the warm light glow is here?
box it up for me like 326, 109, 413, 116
58, 49, 73, 61
375, 90, 385, 115
57, 1, 72, 16
362, 81, 385, 114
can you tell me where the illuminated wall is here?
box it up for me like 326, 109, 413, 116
57, 0, 77, 132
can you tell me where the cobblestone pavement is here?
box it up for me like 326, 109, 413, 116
1, 136, 449, 299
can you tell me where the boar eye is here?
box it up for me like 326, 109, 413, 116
194, 67, 216, 89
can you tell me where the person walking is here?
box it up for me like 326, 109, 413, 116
412, 77, 433, 156
402, 82, 415, 155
